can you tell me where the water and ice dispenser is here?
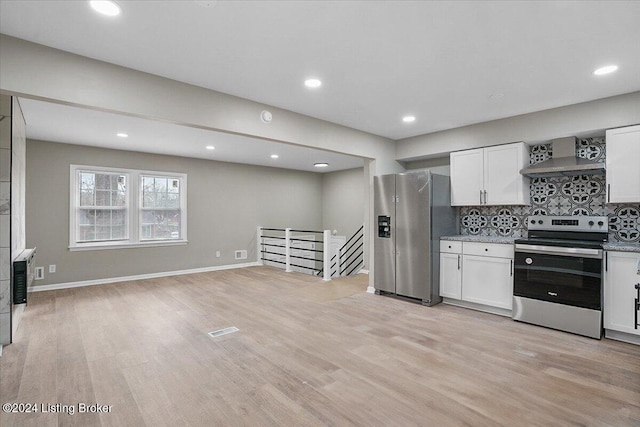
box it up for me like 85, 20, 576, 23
378, 215, 391, 238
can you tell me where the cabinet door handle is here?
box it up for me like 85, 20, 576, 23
457, 254, 461, 270
635, 283, 640, 330
607, 184, 610, 203
479, 189, 483, 205
484, 190, 488, 205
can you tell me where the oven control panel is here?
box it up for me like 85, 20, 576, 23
527, 215, 608, 232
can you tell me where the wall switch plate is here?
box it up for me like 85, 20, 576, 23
49, 264, 56, 273
34, 267, 44, 280
235, 250, 247, 260
216, 251, 221, 258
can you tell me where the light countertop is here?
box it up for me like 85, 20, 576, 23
603, 242, 640, 253
440, 235, 516, 245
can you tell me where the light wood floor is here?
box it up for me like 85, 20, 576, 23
1, 266, 639, 426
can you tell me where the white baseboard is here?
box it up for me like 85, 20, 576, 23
605, 329, 640, 345
28, 261, 260, 292
366, 286, 376, 294
358, 269, 369, 275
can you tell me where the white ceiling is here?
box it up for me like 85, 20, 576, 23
2, 1, 640, 169
18, 99, 364, 173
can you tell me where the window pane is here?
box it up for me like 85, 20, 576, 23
112, 191, 126, 207
78, 209, 95, 226
95, 173, 111, 190
111, 225, 126, 239
80, 189, 95, 206
142, 177, 155, 208
80, 173, 95, 190
168, 179, 179, 193
167, 193, 179, 208
95, 190, 111, 207
154, 178, 167, 193
78, 226, 95, 242
140, 209, 180, 240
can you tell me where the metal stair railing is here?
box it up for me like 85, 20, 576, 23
317, 224, 364, 278
258, 227, 331, 281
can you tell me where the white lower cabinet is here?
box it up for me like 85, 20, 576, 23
440, 252, 462, 299
604, 251, 640, 338
462, 254, 513, 310
439, 240, 514, 311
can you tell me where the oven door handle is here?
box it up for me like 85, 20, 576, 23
515, 244, 602, 259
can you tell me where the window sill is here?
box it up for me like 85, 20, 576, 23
69, 240, 188, 252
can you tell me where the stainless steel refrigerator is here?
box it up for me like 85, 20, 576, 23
374, 171, 457, 305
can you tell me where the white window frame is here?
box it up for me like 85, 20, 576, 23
70, 165, 188, 251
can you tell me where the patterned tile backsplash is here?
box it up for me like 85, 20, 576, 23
459, 137, 640, 243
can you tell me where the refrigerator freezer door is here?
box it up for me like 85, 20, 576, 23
396, 172, 432, 300
374, 175, 396, 293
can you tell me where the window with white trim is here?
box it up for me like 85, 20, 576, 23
140, 175, 182, 240
70, 165, 187, 250
77, 170, 128, 242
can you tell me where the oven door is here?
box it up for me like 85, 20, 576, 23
514, 244, 602, 310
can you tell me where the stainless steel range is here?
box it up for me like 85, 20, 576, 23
513, 215, 608, 339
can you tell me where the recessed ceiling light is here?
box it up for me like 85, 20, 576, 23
206, 145, 215, 150
89, 0, 121, 16
270, 154, 279, 159
402, 115, 416, 123
314, 162, 329, 168
593, 65, 618, 76
304, 78, 322, 88
116, 133, 128, 138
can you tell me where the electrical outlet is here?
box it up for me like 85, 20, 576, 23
49, 264, 56, 273
34, 267, 44, 280
216, 251, 221, 258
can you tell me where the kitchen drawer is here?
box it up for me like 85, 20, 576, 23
463, 242, 513, 259
440, 240, 462, 253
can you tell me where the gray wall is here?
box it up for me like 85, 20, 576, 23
322, 168, 365, 238
404, 157, 450, 175
26, 140, 325, 286
396, 91, 640, 161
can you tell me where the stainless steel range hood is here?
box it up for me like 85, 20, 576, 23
520, 137, 605, 178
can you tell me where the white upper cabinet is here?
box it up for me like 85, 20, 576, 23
606, 125, 640, 204
484, 143, 530, 206
450, 148, 484, 206
450, 142, 530, 206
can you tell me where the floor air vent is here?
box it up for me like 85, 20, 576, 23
208, 326, 239, 338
